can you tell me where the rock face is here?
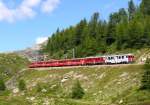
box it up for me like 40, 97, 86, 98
14, 47, 42, 62
42, 89, 47, 93
5, 69, 27, 90
137, 49, 150, 64
61, 77, 69, 83
13, 88, 19, 94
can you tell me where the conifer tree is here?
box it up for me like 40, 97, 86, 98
140, 0, 150, 15
128, 0, 136, 20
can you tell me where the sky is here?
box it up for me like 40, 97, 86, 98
0, 0, 140, 52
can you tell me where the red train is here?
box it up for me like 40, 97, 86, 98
29, 54, 134, 68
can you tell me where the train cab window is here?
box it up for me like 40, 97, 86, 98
111, 57, 114, 59
119, 56, 121, 59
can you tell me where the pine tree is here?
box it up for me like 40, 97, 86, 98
89, 12, 100, 38
128, 0, 136, 20
74, 19, 87, 46
143, 16, 150, 46
106, 13, 118, 45
118, 8, 128, 23
116, 22, 128, 50
127, 19, 144, 48
140, 0, 150, 15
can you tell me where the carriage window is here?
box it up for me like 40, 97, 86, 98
122, 56, 124, 59
111, 57, 114, 59
119, 56, 121, 59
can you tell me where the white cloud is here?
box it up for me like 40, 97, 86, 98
21, 0, 41, 8
36, 37, 48, 44
0, 0, 60, 22
41, 0, 60, 13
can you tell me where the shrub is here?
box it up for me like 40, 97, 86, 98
36, 83, 42, 92
71, 80, 85, 99
18, 79, 26, 91
0, 78, 6, 91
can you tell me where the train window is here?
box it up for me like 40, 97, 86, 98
111, 57, 114, 59
122, 56, 124, 59
119, 56, 121, 59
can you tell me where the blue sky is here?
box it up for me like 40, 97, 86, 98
0, 0, 140, 52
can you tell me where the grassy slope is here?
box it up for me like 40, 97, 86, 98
0, 65, 150, 105
0, 49, 150, 105
0, 53, 29, 81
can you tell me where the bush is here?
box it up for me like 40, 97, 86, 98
0, 78, 6, 91
71, 80, 85, 99
36, 83, 42, 92
18, 79, 26, 91
140, 58, 150, 90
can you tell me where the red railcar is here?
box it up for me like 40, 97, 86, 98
29, 57, 105, 68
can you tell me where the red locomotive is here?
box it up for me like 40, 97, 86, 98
29, 54, 134, 68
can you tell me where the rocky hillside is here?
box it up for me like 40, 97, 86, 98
14, 44, 43, 62
0, 64, 150, 105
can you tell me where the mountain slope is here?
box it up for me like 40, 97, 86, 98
0, 64, 150, 105
0, 53, 29, 81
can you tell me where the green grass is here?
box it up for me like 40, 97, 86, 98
2, 64, 147, 105
0, 53, 29, 81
